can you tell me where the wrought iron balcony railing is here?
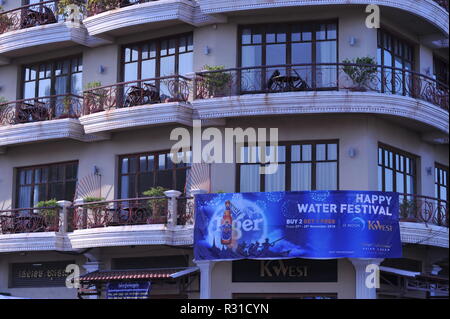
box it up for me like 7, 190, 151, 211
400, 194, 449, 227
82, 75, 191, 115
0, 207, 61, 234
72, 197, 169, 229
434, 0, 449, 12
0, 0, 62, 35
177, 196, 194, 226
0, 93, 83, 126
86, 0, 160, 17
193, 63, 449, 111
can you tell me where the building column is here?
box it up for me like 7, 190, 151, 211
164, 190, 182, 227
350, 258, 384, 299
57, 200, 72, 234
195, 260, 216, 299
82, 249, 103, 299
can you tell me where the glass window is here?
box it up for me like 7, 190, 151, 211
239, 21, 338, 92
238, 141, 338, 192
16, 162, 78, 208
122, 33, 194, 82
22, 56, 82, 99
119, 150, 191, 198
377, 145, 417, 197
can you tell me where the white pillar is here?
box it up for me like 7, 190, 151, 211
190, 189, 208, 225
164, 190, 182, 227
350, 258, 384, 299
195, 260, 216, 299
57, 200, 72, 233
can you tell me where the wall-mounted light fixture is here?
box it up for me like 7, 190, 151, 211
426, 166, 433, 176
99, 65, 106, 74
349, 36, 357, 46
93, 165, 100, 176
348, 148, 357, 158
0, 1, 6, 6
204, 45, 211, 55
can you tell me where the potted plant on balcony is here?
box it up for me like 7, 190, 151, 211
84, 81, 107, 114
56, 0, 84, 20
201, 65, 232, 98
399, 199, 418, 222
342, 57, 378, 92
142, 186, 168, 223
35, 199, 59, 231
87, 0, 120, 16
0, 6, 14, 34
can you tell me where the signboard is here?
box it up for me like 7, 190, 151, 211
232, 259, 337, 282
194, 191, 401, 260
107, 282, 152, 299
9, 261, 75, 288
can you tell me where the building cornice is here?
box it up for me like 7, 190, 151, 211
79, 102, 194, 134
400, 222, 449, 248
192, 91, 449, 135
198, 0, 449, 35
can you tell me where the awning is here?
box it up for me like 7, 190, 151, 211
380, 266, 421, 278
79, 267, 199, 283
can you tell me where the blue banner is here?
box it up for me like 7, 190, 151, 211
194, 191, 402, 260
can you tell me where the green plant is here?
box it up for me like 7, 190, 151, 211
84, 81, 107, 112
399, 199, 417, 219
202, 65, 232, 97
0, 6, 14, 33
143, 186, 168, 198
35, 199, 59, 219
87, 0, 120, 14
56, 0, 83, 16
143, 187, 168, 218
342, 57, 377, 90
83, 196, 106, 208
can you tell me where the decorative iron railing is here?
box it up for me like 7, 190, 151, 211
0, 207, 61, 234
400, 194, 449, 227
0, 93, 83, 126
177, 196, 194, 225
82, 75, 191, 115
86, 0, 158, 17
193, 63, 449, 111
72, 197, 169, 229
0, 0, 61, 35
434, 0, 449, 11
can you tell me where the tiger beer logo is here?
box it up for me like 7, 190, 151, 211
368, 220, 393, 232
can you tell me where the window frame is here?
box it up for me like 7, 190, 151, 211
377, 143, 418, 196
120, 32, 194, 83
435, 162, 449, 203
117, 150, 191, 199
14, 161, 79, 208
237, 19, 339, 92
21, 55, 83, 99
236, 140, 340, 193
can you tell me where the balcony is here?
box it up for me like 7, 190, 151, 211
82, 0, 201, 37
79, 75, 193, 134
0, 204, 70, 252
68, 194, 194, 249
400, 195, 449, 248
0, 93, 88, 149
0, 0, 110, 57
192, 63, 449, 135
198, 0, 449, 34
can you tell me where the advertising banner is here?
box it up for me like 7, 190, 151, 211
194, 191, 401, 261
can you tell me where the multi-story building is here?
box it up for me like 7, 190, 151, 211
0, 0, 448, 299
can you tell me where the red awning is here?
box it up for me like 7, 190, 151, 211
79, 267, 198, 283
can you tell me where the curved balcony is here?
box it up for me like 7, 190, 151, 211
400, 194, 449, 248
0, 206, 68, 252
0, 1, 109, 57
0, 93, 87, 148
198, 0, 449, 35
192, 63, 449, 135
68, 196, 194, 249
82, 0, 199, 37
79, 75, 193, 134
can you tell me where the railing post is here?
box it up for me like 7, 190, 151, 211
164, 190, 182, 227
74, 198, 85, 229
57, 200, 72, 234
